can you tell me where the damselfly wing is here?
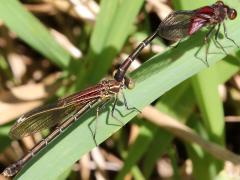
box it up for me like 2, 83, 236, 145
9, 82, 109, 139
157, 1, 237, 41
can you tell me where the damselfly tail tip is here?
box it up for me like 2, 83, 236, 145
1, 166, 18, 177
1, 169, 12, 178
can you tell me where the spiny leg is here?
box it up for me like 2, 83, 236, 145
204, 25, 216, 66
88, 101, 109, 145
88, 119, 97, 145
213, 24, 222, 49
211, 38, 224, 54
92, 107, 99, 144
121, 90, 141, 113
214, 23, 228, 56
111, 93, 124, 125
223, 22, 239, 48
194, 44, 205, 64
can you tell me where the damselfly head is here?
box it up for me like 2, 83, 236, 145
227, 8, 237, 20
123, 77, 135, 90
215, 1, 237, 20
215, 1, 224, 6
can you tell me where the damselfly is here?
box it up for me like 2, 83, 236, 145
114, 1, 238, 82
1, 77, 135, 177
1, 1, 238, 177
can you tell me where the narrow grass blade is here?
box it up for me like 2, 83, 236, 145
191, 68, 225, 145
76, 0, 144, 88
0, 0, 70, 68
186, 115, 222, 180
116, 121, 158, 180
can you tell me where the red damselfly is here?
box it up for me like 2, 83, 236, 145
114, 1, 238, 82
1, 78, 136, 177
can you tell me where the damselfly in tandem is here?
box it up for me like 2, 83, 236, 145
114, 1, 238, 82
1, 0, 238, 177
1, 77, 137, 177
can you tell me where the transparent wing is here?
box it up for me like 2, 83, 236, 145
9, 101, 87, 139
158, 10, 207, 41
9, 82, 105, 139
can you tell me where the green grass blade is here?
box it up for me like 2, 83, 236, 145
217, 56, 240, 83
191, 67, 225, 173
142, 129, 172, 178
76, 0, 144, 88
0, 0, 70, 68
116, 121, 158, 180
142, 81, 195, 178
131, 166, 145, 180
0, 55, 12, 81
186, 115, 222, 180
168, 147, 181, 180
0, 124, 11, 152
191, 68, 225, 145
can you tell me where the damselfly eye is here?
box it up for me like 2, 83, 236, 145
228, 9, 237, 20
215, 1, 224, 6
123, 77, 134, 89
127, 79, 135, 89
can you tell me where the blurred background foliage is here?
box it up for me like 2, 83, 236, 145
0, 0, 240, 179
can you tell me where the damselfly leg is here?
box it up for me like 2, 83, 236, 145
203, 25, 216, 66
121, 90, 141, 113
214, 24, 228, 55
88, 99, 111, 144
223, 22, 239, 48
